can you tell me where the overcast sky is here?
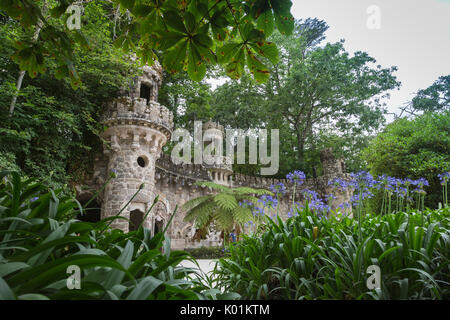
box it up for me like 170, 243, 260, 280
290, 0, 450, 121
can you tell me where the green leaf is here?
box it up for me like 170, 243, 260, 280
119, 0, 135, 11
164, 11, 187, 33
184, 12, 197, 34
250, 41, 279, 65
127, 276, 163, 300
214, 193, 238, 211
257, 10, 274, 36
187, 43, 206, 81
163, 40, 188, 73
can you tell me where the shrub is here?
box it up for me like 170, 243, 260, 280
185, 246, 226, 259
362, 111, 450, 209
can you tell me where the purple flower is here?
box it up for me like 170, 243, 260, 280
252, 206, 265, 217
270, 182, 286, 196
395, 187, 407, 198
437, 172, 450, 185
30, 197, 38, 203
415, 178, 429, 187
328, 178, 348, 191
109, 168, 118, 178
302, 189, 319, 201
350, 171, 377, 189
286, 170, 306, 185
257, 194, 278, 209
239, 200, 253, 208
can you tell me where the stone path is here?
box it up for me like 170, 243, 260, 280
179, 259, 218, 275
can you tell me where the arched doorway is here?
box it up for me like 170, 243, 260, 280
76, 199, 101, 223
129, 209, 144, 231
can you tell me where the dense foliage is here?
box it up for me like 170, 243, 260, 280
0, 3, 138, 188
214, 207, 450, 299
0, 171, 237, 299
0, 0, 295, 84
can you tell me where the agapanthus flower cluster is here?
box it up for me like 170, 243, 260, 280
395, 186, 407, 198
349, 171, 377, 190
258, 194, 278, 209
309, 198, 330, 214
300, 189, 329, 214
238, 199, 253, 208
286, 170, 306, 185
350, 191, 374, 206
302, 189, 319, 201
269, 182, 286, 196
328, 177, 348, 192
437, 172, 450, 185
252, 206, 265, 217
338, 202, 351, 210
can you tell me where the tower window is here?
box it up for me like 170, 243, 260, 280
137, 156, 147, 168
140, 83, 152, 103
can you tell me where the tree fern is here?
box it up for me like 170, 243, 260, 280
182, 182, 272, 241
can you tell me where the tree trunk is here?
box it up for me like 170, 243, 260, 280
296, 129, 305, 170
9, 0, 47, 117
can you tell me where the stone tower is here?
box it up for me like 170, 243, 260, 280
99, 63, 173, 232
202, 121, 233, 186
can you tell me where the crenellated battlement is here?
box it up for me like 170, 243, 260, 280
101, 97, 173, 140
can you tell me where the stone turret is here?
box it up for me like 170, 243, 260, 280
100, 62, 174, 232
202, 121, 233, 186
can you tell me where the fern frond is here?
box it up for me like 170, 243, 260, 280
194, 181, 230, 193
183, 200, 216, 227
232, 206, 253, 225
213, 209, 234, 232
182, 195, 211, 211
233, 186, 273, 196
214, 193, 238, 211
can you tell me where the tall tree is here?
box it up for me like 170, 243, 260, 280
267, 33, 400, 171
210, 19, 400, 176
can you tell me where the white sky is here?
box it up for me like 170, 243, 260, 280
291, 0, 450, 121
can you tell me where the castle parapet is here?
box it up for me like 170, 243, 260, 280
101, 97, 173, 139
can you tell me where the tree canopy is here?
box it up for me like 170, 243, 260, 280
0, 0, 296, 85
209, 19, 401, 177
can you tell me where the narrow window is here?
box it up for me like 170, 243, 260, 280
140, 83, 152, 103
